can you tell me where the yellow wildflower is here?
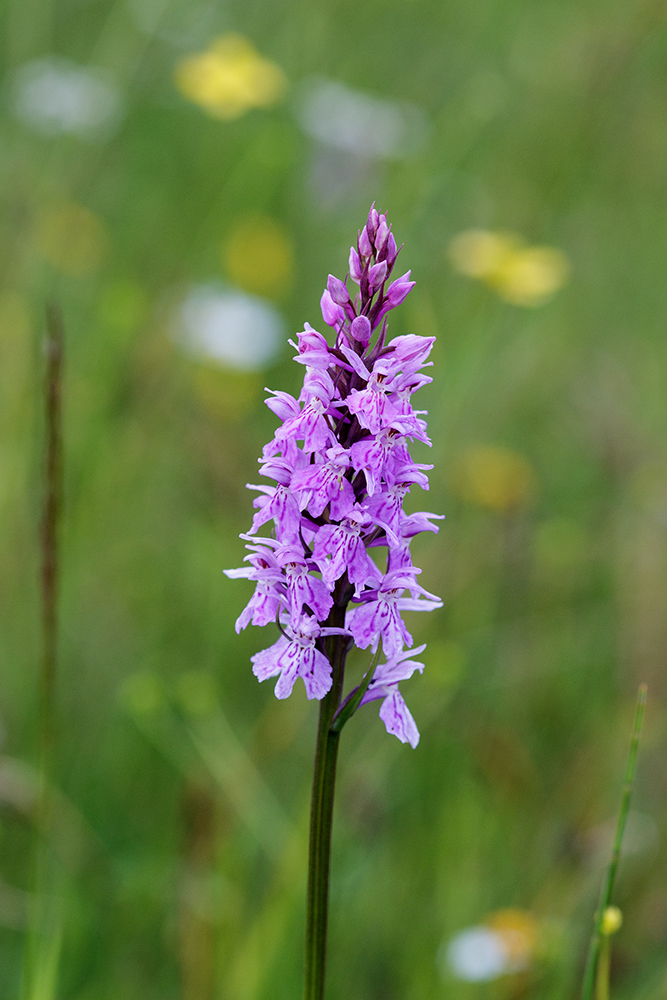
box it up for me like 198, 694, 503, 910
453, 445, 536, 512
448, 229, 521, 280
448, 228, 569, 306
492, 246, 570, 306
175, 34, 287, 120
486, 909, 539, 967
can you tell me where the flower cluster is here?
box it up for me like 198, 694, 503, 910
226, 206, 442, 747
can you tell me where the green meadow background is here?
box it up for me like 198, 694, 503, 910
1, 0, 667, 997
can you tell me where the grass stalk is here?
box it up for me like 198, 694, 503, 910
580, 683, 647, 1000
20, 303, 65, 1000
40, 302, 64, 769
595, 936, 611, 1000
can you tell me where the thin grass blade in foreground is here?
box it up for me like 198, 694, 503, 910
580, 683, 647, 1000
20, 304, 66, 1000
40, 302, 64, 768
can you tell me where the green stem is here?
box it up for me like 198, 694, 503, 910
595, 936, 611, 1000
330, 643, 381, 734
304, 607, 347, 1000
580, 684, 647, 1000
21, 304, 65, 1000
40, 302, 64, 770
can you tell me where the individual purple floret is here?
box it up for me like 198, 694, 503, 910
225, 206, 442, 747
359, 645, 427, 748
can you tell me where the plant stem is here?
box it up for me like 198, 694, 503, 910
304, 606, 347, 1000
580, 683, 647, 1000
595, 937, 611, 1000
20, 304, 65, 1000
40, 302, 64, 769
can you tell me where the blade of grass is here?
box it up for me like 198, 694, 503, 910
40, 302, 64, 770
580, 683, 647, 1000
20, 303, 65, 1000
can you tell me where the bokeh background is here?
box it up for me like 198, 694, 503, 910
1, 0, 667, 997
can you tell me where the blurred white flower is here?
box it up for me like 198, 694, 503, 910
296, 78, 428, 160
176, 285, 284, 371
306, 146, 377, 212
11, 57, 122, 137
443, 927, 509, 982
441, 911, 537, 982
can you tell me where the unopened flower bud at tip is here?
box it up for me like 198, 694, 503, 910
367, 204, 379, 239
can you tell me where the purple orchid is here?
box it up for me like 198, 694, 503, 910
311, 505, 380, 591
225, 205, 443, 746
251, 614, 349, 700
360, 645, 426, 748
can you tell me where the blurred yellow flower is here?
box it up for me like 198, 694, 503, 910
34, 201, 107, 276
486, 908, 539, 966
493, 246, 570, 306
601, 906, 623, 936
453, 445, 536, 512
448, 229, 569, 306
222, 215, 293, 298
175, 34, 287, 120
448, 229, 520, 279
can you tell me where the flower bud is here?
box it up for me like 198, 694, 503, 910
375, 216, 390, 252
385, 232, 398, 265
367, 204, 379, 240
359, 226, 373, 257
350, 315, 372, 346
601, 907, 623, 936
327, 274, 350, 305
385, 271, 415, 307
297, 322, 331, 356
320, 289, 345, 327
368, 260, 388, 288
349, 247, 362, 284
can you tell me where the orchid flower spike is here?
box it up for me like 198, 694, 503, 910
226, 207, 442, 746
